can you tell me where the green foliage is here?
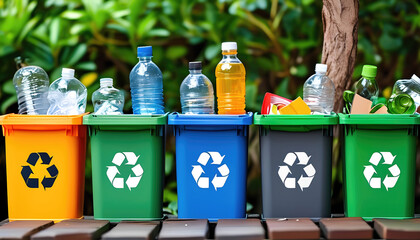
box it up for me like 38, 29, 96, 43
1, 0, 420, 214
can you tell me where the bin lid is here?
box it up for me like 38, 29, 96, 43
253, 113, 338, 126
338, 113, 419, 125
83, 114, 167, 125
0, 113, 87, 125
168, 112, 253, 125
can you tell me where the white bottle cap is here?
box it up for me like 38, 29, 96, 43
411, 74, 420, 84
221, 42, 237, 51
100, 78, 113, 87
62, 68, 75, 78
315, 64, 327, 73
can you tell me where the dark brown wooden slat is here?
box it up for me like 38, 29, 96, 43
265, 218, 320, 239
215, 219, 265, 240
101, 221, 160, 240
319, 217, 373, 239
0, 220, 53, 240
374, 218, 420, 239
157, 219, 208, 240
30, 219, 109, 240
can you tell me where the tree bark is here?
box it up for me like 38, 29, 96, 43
322, 0, 359, 113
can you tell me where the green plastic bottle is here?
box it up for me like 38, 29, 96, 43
387, 93, 416, 114
353, 65, 379, 102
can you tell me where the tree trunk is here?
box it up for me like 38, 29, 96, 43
322, 0, 359, 113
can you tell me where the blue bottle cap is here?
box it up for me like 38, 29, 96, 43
137, 46, 153, 57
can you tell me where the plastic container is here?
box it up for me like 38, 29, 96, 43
0, 114, 87, 221
83, 114, 166, 221
92, 78, 125, 115
339, 114, 418, 220
254, 114, 337, 218
353, 65, 379, 102
390, 74, 420, 108
168, 113, 252, 220
303, 64, 335, 114
129, 46, 165, 115
215, 42, 246, 115
180, 61, 215, 114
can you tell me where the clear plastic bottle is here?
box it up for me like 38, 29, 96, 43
92, 78, 125, 115
303, 63, 335, 114
390, 74, 420, 108
353, 65, 379, 102
129, 46, 165, 115
47, 68, 87, 115
12, 57, 50, 115
215, 42, 246, 114
180, 61, 215, 114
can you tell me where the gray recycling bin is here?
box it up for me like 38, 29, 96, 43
254, 114, 338, 218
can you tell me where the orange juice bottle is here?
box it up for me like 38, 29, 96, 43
215, 42, 246, 114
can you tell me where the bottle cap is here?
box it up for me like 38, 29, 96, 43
62, 68, 75, 78
221, 42, 237, 51
189, 61, 202, 70
411, 74, 420, 84
315, 64, 327, 73
361, 65, 377, 78
137, 46, 153, 57
100, 78, 113, 87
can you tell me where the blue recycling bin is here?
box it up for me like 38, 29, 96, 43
168, 113, 253, 220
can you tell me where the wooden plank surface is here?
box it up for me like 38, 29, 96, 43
214, 219, 265, 240
0, 220, 53, 240
157, 219, 208, 240
101, 221, 160, 240
319, 217, 373, 239
30, 219, 109, 240
374, 218, 420, 240
265, 218, 320, 239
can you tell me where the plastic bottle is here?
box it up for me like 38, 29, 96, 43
47, 68, 87, 115
180, 61, 215, 114
92, 78, 125, 115
389, 74, 420, 108
303, 63, 335, 114
129, 46, 165, 115
387, 93, 416, 114
353, 65, 379, 102
215, 42, 246, 114
12, 57, 50, 115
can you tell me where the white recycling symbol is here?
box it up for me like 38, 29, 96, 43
191, 152, 230, 191
363, 152, 400, 191
278, 152, 316, 191
106, 152, 143, 191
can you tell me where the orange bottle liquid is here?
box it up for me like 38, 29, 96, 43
215, 42, 246, 114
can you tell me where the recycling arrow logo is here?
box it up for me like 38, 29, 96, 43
21, 152, 58, 189
191, 152, 229, 191
278, 152, 316, 191
363, 152, 400, 191
106, 152, 143, 191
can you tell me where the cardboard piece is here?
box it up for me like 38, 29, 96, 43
373, 105, 388, 114
279, 97, 311, 115
350, 94, 373, 114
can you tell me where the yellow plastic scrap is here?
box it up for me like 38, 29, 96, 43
279, 97, 311, 115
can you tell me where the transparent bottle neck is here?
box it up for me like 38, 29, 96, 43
315, 71, 326, 75
189, 69, 202, 74
138, 56, 153, 62
222, 53, 238, 60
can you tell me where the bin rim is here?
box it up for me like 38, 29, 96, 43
253, 113, 338, 126
168, 112, 253, 126
83, 113, 168, 125
338, 113, 419, 125
0, 113, 88, 125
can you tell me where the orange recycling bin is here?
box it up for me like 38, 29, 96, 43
0, 114, 87, 221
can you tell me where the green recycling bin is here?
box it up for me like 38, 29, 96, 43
83, 114, 166, 221
340, 114, 418, 220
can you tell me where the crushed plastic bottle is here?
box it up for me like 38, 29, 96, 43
390, 74, 420, 108
129, 46, 165, 114
92, 78, 124, 115
353, 65, 379, 102
387, 93, 416, 114
12, 57, 50, 115
180, 61, 215, 114
47, 68, 87, 115
303, 63, 335, 114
